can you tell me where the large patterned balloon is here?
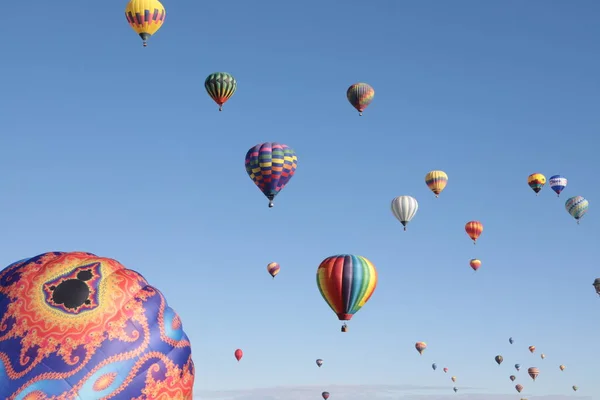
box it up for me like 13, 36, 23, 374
0, 252, 194, 400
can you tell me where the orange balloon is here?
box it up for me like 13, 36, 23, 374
470, 259, 481, 271
465, 221, 483, 244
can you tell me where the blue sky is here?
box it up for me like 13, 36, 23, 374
0, 0, 598, 398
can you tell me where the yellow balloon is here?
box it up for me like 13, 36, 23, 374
425, 170, 448, 197
125, 0, 166, 47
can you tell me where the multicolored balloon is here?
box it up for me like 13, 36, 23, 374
465, 221, 483, 244
316, 255, 378, 328
565, 196, 589, 224
235, 349, 243, 362
528, 367, 539, 381
425, 170, 448, 198
559, 365, 565, 371
529, 345, 536, 353
267, 262, 280, 278
316, 359, 323, 367
527, 173, 546, 195
322, 391, 330, 399
515, 384, 523, 393
204, 72, 237, 111
495, 355, 503, 365
125, 0, 166, 47
549, 175, 567, 196
510, 375, 516, 382
391, 196, 419, 231
470, 259, 481, 271
346, 83, 374, 116
0, 252, 194, 399
415, 342, 427, 355
245, 142, 297, 208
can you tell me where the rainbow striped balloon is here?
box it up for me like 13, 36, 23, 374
346, 83, 375, 116
316, 255, 378, 321
565, 195, 588, 223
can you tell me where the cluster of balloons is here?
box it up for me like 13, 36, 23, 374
527, 173, 589, 223
417, 343, 459, 393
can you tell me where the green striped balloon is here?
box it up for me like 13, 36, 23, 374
204, 72, 237, 111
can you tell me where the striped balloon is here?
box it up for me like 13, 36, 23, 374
204, 72, 237, 111
391, 196, 419, 231
528, 367, 539, 381
425, 170, 448, 197
470, 259, 481, 271
245, 143, 297, 208
465, 221, 483, 244
266, 262, 280, 278
549, 175, 567, 197
565, 196, 588, 224
527, 173, 546, 195
125, 0, 166, 47
316, 255, 378, 321
515, 384, 523, 393
346, 83, 375, 116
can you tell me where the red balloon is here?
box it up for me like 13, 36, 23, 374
235, 348, 243, 362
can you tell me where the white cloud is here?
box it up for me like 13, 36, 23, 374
193, 384, 591, 400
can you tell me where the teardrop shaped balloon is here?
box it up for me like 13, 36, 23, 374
391, 196, 419, 231
453, 387, 458, 393
495, 355, 503, 365
425, 170, 448, 198
234, 348, 243, 362
451, 376, 456, 383
266, 262, 280, 278
204, 72, 237, 111
540, 353, 545, 359
572, 385, 578, 391
432, 363, 437, 370
549, 175, 567, 197
316, 359, 323, 367
593, 278, 600, 296
346, 83, 375, 116
529, 346, 536, 354
465, 221, 483, 244
322, 391, 330, 399
510, 375, 516, 382
527, 367, 539, 381
125, 0, 166, 47
316, 255, 378, 324
509, 337, 514, 344
469, 259, 481, 271
527, 173, 546, 195
515, 363, 520, 371
245, 143, 297, 208
565, 196, 589, 224
515, 384, 523, 393
443, 368, 448, 373
415, 342, 427, 355
559, 364, 565, 371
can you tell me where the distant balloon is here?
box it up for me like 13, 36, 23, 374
235, 349, 243, 362
515, 364, 521, 371
549, 175, 567, 197
495, 355, 503, 365
267, 262, 280, 278
565, 196, 589, 224
465, 221, 483, 244
425, 170, 448, 198
528, 346, 536, 354
510, 375, 516, 382
540, 353, 545, 360
515, 384, 524, 393
245, 142, 297, 208
443, 368, 448, 373
509, 337, 514, 344
347, 83, 375, 116
453, 387, 458, 393
470, 259, 481, 271
593, 278, 600, 296
528, 367, 539, 381
527, 173, 546, 195
316, 359, 323, 367
322, 391, 330, 399
432, 363, 437, 371
125, 0, 166, 47
205, 72, 237, 111
573, 385, 578, 391
391, 196, 419, 231
415, 342, 427, 355
559, 365, 565, 371
451, 376, 456, 383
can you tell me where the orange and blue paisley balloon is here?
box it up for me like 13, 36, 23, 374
245, 142, 297, 208
316, 255, 378, 321
347, 83, 375, 116
0, 252, 194, 400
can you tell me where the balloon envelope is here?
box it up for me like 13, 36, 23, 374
549, 175, 567, 196
125, 0, 166, 46
565, 196, 589, 223
235, 349, 243, 361
0, 252, 194, 399
346, 83, 374, 115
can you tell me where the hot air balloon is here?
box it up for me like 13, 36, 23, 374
510, 375, 516, 382
572, 385, 578, 391
528, 367, 539, 381
235, 349, 243, 362
425, 170, 448, 198
0, 252, 195, 399
432, 363, 437, 371
509, 337, 514, 344
245, 142, 297, 208
346, 83, 374, 116
565, 196, 589, 224
267, 262, 280, 278
205, 72, 237, 111
322, 391, 330, 399
470, 259, 481, 271
415, 342, 427, 355
559, 365, 565, 371
540, 353, 545, 359
515, 384, 524, 393
549, 175, 567, 196
316, 255, 378, 331
515, 364, 521, 371
529, 346, 536, 354
465, 221, 483, 244
125, 0, 166, 47
391, 196, 419, 231
593, 278, 600, 296
453, 387, 458, 393
451, 376, 456, 382
316, 359, 323, 367
495, 355, 504, 365
527, 173, 546, 195
443, 368, 448, 373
